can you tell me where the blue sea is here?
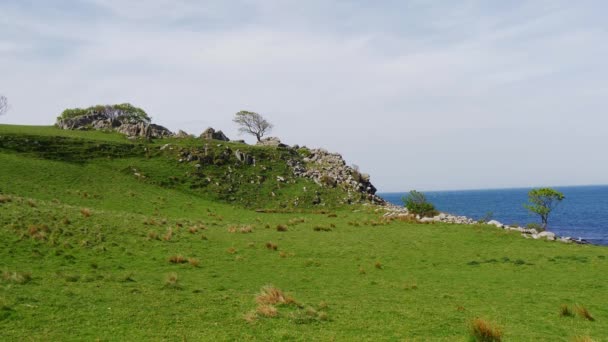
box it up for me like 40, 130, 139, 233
380, 185, 608, 246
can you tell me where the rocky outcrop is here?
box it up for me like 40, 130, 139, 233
200, 128, 230, 141
115, 122, 173, 139
257, 137, 286, 148
56, 113, 173, 139
288, 148, 384, 204
175, 130, 190, 138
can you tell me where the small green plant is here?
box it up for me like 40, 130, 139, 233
403, 190, 437, 217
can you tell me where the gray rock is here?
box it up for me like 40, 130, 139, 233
257, 137, 286, 147
200, 127, 230, 141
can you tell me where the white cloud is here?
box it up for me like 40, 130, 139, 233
1, 0, 607, 190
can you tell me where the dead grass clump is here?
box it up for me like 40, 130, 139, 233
0, 195, 12, 203
148, 231, 159, 240
256, 304, 278, 317
188, 258, 200, 267
470, 318, 503, 342
227, 247, 237, 254
62, 217, 71, 225
26, 199, 37, 207
200, 234, 208, 240
188, 227, 198, 234
80, 208, 91, 217
265, 242, 278, 251
256, 285, 295, 306
313, 226, 331, 232
572, 336, 595, 342
560, 304, 574, 317
327, 213, 337, 218
279, 251, 287, 258
164, 273, 182, 290
575, 305, 595, 321
227, 226, 238, 233
27, 224, 50, 241
2, 271, 32, 285
163, 228, 173, 241
288, 218, 306, 225
168, 255, 187, 264
240, 226, 254, 233
276, 224, 288, 232
243, 311, 258, 323
359, 267, 366, 274
374, 261, 383, 269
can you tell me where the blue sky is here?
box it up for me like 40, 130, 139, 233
1, 0, 607, 191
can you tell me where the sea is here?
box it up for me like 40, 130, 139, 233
379, 185, 608, 246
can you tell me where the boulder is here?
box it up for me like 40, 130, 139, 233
537, 231, 556, 241
487, 220, 504, 228
115, 122, 173, 139
257, 137, 286, 148
175, 130, 190, 138
234, 149, 254, 165
200, 127, 230, 141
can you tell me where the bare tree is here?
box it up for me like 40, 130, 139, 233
0, 95, 8, 116
233, 111, 273, 142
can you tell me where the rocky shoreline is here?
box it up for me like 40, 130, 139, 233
381, 205, 589, 245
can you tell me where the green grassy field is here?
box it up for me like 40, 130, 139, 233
1, 125, 607, 341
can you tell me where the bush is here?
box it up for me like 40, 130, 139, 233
57, 103, 151, 124
403, 190, 437, 217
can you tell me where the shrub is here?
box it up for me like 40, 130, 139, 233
402, 190, 437, 217
57, 103, 151, 123
470, 318, 503, 342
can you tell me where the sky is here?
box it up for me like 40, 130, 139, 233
1, 0, 607, 192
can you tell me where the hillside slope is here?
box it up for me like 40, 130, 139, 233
1, 124, 607, 341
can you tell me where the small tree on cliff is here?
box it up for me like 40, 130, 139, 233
403, 190, 437, 217
233, 111, 273, 142
524, 188, 565, 230
0, 95, 8, 116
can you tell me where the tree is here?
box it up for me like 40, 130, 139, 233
233, 111, 273, 142
0, 95, 8, 116
524, 188, 565, 229
403, 190, 437, 217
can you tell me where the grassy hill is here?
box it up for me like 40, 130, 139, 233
1, 124, 607, 341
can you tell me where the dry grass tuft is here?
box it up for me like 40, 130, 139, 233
240, 226, 254, 233
0, 195, 12, 203
358, 267, 366, 274
148, 231, 159, 240
327, 213, 338, 218
188, 227, 198, 234
265, 242, 278, 251
560, 304, 574, 317
374, 261, 383, 269
188, 258, 200, 267
256, 305, 278, 318
470, 318, 503, 342
164, 273, 181, 290
243, 311, 258, 323
80, 208, 91, 217
168, 255, 187, 264
256, 285, 295, 306
313, 226, 331, 232
2, 270, 32, 285
276, 224, 288, 232
26, 199, 37, 207
279, 251, 287, 258
575, 305, 595, 321
163, 228, 173, 241
227, 226, 237, 233
227, 247, 237, 254
572, 336, 595, 342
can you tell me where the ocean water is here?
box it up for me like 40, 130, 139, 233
380, 185, 608, 245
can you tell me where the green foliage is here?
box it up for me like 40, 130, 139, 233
524, 188, 565, 229
57, 103, 151, 124
403, 190, 437, 217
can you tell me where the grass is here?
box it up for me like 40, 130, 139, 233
470, 318, 503, 341
0, 124, 607, 340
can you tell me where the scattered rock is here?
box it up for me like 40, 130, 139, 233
175, 130, 190, 138
257, 137, 286, 147
200, 127, 230, 141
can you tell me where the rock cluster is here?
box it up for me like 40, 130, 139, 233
382, 207, 588, 244
288, 148, 384, 204
200, 128, 230, 141
56, 113, 172, 139
256, 137, 286, 147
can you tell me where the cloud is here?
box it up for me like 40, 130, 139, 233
1, 1, 607, 190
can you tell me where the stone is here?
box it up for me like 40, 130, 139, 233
537, 231, 556, 240
256, 137, 286, 147
487, 220, 504, 228
175, 130, 190, 138
234, 149, 254, 165
200, 127, 230, 141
